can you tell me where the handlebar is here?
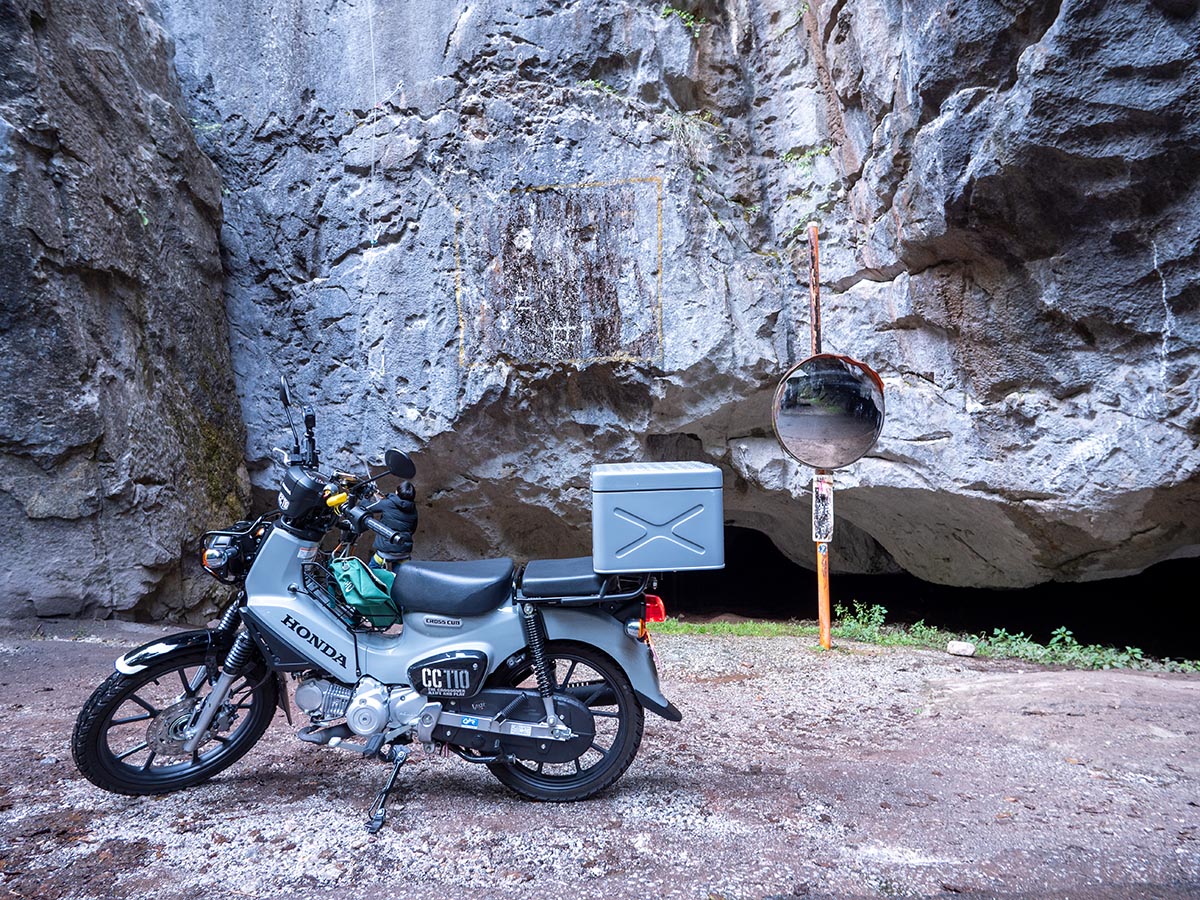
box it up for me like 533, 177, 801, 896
363, 515, 405, 545
344, 501, 406, 546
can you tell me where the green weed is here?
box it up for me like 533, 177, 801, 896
655, 606, 1200, 673
781, 143, 833, 173
654, 617, 816, 638
834, 600, 886, 643
661, 5, 707, 37
578, 78, 620, 97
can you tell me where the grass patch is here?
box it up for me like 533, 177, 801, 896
655, 618, 817, 638
655, 605, 1200, 673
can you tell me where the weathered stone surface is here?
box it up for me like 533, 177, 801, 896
792, 0, 1200, 584
0, 0, 248, 618
157, 0, 891, 573
9, 0, 1198, 616
148, 0, 1198, 593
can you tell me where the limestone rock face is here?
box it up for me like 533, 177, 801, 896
9, 0, 1196, 617
0, 0, 248, 617
150, 0, 1198, 592
798, 0, 1200, 584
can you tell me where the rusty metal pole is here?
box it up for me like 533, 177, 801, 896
808, 223, 833, 650
808, 223, 822, 358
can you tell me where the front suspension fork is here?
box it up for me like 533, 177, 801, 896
181, 629, 256, 754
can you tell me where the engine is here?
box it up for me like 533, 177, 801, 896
345, 679, 390, 735
294, 676, 427, 737
293, 677, 352, 721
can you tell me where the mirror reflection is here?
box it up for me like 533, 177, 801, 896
772, 354, 885, 469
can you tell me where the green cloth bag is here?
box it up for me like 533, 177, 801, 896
329, 556, 399, 628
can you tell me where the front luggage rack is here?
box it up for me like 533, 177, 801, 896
301, 559, 395, 632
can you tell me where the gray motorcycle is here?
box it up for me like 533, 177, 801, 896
72, 378, 701, 832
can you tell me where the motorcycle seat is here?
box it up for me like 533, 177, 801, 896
391, 558, 515, 617
521, 556, 606, 598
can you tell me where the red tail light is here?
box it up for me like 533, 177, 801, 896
644, 594, 666, 624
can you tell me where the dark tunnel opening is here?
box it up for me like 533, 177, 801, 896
664, 526, 1199, 661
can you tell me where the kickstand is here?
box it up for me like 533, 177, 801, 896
365, 746, 409, 834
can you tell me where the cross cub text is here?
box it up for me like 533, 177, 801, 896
71, 378, 712, 832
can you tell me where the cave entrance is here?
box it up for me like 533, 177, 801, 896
664, 526, 1198, 661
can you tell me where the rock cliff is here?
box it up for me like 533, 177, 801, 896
0, 0, 248, 617
159, 0, 1197, 591
3, 0, 1197, 617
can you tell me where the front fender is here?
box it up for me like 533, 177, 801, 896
541, 608, 682, 722
115, 628, 292, 725
115, 629, 231, 675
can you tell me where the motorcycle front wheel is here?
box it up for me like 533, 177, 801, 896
72, 646, 277, 795
486, 641, 644, 801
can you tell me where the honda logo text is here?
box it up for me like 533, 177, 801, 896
281, 614, 348, 668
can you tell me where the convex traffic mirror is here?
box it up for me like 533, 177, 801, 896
771, 354, 885, 470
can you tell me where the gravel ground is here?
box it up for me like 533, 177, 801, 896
1, 618, 1197, 900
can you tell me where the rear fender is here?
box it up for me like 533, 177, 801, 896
540, 608, 682, 722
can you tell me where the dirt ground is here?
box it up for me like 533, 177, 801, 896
0, 618, 1197, 900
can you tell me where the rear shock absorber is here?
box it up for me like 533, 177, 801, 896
520, 603, 558, 726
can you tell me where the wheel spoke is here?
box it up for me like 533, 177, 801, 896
116, 741, 149, 761
582, 685, 605, 705
589, 739, 610, 757
178, 672, 205, 696
110, 713, 153, 726
141, 752, 158, 771
558, 660, 578, 690
129, 694, 159, 715
574, 758, 582, 773
592, 710, 619, 719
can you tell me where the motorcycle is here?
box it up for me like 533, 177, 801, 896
71, 377, 685, 832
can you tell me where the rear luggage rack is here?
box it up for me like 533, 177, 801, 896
515, 571, 650, 607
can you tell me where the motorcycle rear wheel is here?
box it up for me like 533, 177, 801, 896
72, 647, 276, 795
486, 641, 644, 801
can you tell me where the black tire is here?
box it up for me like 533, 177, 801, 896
486, 641, 644, 802
71, 646, 277, 795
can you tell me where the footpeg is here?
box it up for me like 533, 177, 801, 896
365, 746, 409, 834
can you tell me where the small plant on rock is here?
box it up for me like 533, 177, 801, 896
578, 78, 620, 97
661, 5, 707, 37
781, 143, 833, 174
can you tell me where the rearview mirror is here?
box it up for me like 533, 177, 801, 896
384, 448, 416, 479
279, 375, 294, 409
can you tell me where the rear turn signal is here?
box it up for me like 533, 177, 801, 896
644, 594, 666, 624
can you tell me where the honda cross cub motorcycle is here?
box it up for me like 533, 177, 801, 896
72, 378, 684, 832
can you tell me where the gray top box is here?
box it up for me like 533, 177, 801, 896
591, 461, 723, 492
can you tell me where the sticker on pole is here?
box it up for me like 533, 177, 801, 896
813, 472, 834, 543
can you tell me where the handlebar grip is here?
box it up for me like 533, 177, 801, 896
363, 516, 403, 545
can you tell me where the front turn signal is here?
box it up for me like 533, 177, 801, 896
644, 594, 666, 624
